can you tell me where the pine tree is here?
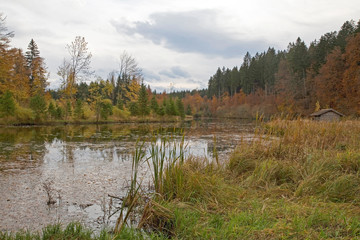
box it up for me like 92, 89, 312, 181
137, 83, 150, 116
55, 105, 63, 119
100, 99, 113, 120
25, 39, 48, 96
176, 98, 185, 118
150, 95, 159, 114
47, 102, 57, 119
186, 104, 192, 115
0, 90, 15, 117
74, 99, 84, 120
129, 101, 139, 116
30, 94, 47, 120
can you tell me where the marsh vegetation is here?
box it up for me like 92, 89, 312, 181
2, 119, 360, 239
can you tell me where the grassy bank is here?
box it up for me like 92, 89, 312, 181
2, 119, 360, 239
139, 119, 360, 239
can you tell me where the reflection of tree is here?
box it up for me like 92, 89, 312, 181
0, 127, 47, 170
0, 122, 191, 171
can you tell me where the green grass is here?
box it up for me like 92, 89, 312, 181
0, 222, 167, 240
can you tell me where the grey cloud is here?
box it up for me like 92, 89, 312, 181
159, 66, 190, 78
187, 79, 204, 85
171, 66, 190, 78
143, 69, 161, 82
112, 10, 268, 58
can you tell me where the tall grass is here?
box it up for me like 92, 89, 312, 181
138, 119, 360, 238
147, 134, 186, 199
114, 140, 145, 233
229, 119, 360, 203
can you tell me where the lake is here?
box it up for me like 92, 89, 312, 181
0, 119, 255, 232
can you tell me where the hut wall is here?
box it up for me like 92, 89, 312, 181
319, 111, 341, 121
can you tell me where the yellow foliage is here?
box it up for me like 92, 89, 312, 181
124, 78, 140, 102
112, 106, 130, 120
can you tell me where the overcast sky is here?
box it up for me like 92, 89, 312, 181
1, 0, 359, 92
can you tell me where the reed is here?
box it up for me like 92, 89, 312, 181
114, 140, 146, 234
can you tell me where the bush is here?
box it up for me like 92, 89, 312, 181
14, 105, 33, 122
113, 106, 130, 120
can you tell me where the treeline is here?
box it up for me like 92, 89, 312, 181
2, 13, 360, 123
175, 19, 360, 118
207, 19, 360, 116
0, 13, 185, 124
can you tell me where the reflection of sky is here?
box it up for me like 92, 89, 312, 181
43, 138, 211, 170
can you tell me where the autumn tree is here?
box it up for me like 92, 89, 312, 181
342, 33, 360, 113
0, 14, 14, 94
12, 49, 30, 103
314, 47, 345, 109
58, 36, 93, 102
115, 51, 142, 105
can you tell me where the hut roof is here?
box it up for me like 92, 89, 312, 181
310, 108, 345, 117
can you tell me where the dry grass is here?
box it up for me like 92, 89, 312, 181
139, 119, 360, 239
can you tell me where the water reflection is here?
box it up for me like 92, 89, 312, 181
0, 120, 254, 232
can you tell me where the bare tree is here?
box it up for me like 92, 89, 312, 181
66, 36, 93, 81
118, 51, 142, 83
57, 36, 93, 101
0, 13, 14, 50
115, 51, 142, 105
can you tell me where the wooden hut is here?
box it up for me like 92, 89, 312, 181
310, 108, 344, 121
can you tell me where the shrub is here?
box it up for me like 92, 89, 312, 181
14, 105, 33, 122
113, 106, 130, 120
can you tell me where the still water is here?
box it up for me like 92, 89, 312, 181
0, 120, 255, 232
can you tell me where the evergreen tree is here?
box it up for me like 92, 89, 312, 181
137, 83, 149, 116
0, 91, 15, 117
150, 95, 159, 114
129, 101, 139, 116
65, 101, 72, 120
186, 104, 192, 115
47, 102, 57, 119
55, 105, 63, 119
100, 99, 113, 120
30, 94, 47, 120
158, 105, 165, 116
176, 98, 185, 118
25, 39, 48, 96
74, 99, 84, 119
166, 98, 178, 116
117, 99, 124, 110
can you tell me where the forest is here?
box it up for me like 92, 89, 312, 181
176, 19, 360, 118
1, 13, 360, 124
